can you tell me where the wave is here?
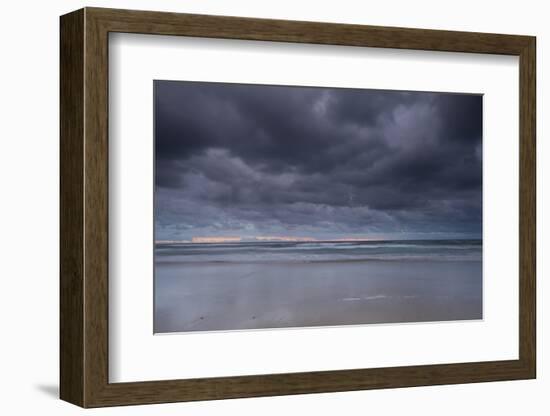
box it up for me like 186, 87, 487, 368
155, 239, 482, 264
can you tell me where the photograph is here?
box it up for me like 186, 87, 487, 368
153, 80, 483, 334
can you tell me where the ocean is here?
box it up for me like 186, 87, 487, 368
154, 240, 482, 333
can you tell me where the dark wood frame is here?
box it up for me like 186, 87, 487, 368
60, 7, 536, 408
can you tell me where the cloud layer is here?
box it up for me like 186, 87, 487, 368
155, 81, 482, 240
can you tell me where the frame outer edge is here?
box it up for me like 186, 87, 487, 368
60, 8, 86, 408
519, 37, 536, 377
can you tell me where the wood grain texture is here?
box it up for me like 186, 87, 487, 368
518, 38, 536, 375
59, 8, 84, 407
88, 7, 532, 54
83, 10, 110, 406
59, 7, 537, 408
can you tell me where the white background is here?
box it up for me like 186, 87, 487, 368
0, 0, 546, 414
110, 34, 519, 382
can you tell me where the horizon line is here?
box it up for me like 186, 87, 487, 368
155, 236, 482, 245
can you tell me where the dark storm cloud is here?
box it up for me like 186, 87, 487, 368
154, 80, 482, 240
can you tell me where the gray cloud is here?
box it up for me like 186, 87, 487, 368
154, 81, 482, 240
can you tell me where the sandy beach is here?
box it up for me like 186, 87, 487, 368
154, 252, 482, 333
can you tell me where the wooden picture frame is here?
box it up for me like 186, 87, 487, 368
60, 7, 536, 408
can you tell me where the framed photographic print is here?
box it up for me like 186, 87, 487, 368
60, 7, 536, 407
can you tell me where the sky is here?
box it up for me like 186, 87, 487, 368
154, 80, 482, 241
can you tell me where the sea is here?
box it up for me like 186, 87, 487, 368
154, 240, 482, 333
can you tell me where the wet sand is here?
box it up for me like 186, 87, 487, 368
154, 260, 482, 333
